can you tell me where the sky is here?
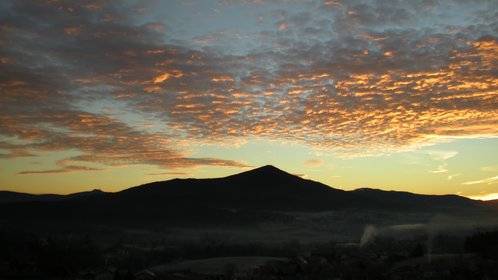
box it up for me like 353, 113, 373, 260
0, 0, 497, 199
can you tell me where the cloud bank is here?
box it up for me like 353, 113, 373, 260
0, 0, 496, 173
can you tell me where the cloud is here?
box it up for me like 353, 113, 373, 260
462, 175, 498, 185
481, 165, 498, 172
429, 164, 448, 174
0, 147, 36, 159
147, 171, 190, 176
424, 150, 459, 161
277, 21, 288, 31
19, 165, 102, 175
0, 0, 497, 173
1, 110, 249, 170
322, 0, 342, 8
303, 159, 324, 168
447, 174, 460, 180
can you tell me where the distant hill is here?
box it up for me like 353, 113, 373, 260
351, 188, 478, 212
0, 165, 490, 227
483, 199, 498, 210
0, 189, 106, 203
0, 191, 62, 203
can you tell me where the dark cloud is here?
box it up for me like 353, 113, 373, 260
18, 165, 102, 175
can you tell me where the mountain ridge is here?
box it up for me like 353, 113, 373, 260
0, 165, 493, 227
0, 189, 106, 203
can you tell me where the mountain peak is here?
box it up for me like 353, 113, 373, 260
253, 165, 284, 173
233, 165, 296, 179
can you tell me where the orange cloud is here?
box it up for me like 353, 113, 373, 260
323, 0, 342, 7
153, 70, 183, 84
211, 76, 235, 83
64, 27, 82, 36
303, 159, 324, 168
153, 73, 170, 83
1, 110, 249, 171
1, 0, 497, 165
278, 22, 288, 31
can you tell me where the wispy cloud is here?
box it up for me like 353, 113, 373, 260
447, 174, 460, 180
303, 159, 324, 168
463, 175, 498, 185
481, 165, 498, 172
424, 150, 459, 161
147, 171, 190, 176
429, 164, 448, 174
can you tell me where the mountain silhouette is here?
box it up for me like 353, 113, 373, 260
0, 165, 491, 227
351, 188, 480, 212
115, 165, 355, 211
0, 191, 62, 203
0, 189, 106, 203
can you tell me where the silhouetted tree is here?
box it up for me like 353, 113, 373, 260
465, 230, 498, 258
410, 243, 424, 258
224, 262, 237, 277
124, 269, 134, 280
113, 270, 122, 280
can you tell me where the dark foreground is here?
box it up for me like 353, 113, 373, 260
2, 167, 497, 279
1, 227, 497, 280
